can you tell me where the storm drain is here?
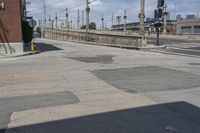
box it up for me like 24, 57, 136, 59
92, 66, 200, 93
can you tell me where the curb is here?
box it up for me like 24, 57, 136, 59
0, 51, 41, 59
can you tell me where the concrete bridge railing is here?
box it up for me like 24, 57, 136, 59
42, 29, 146, 48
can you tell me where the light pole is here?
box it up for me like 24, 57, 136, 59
173, 2, 183, 34
86, 0, 90, 41
139, 0, 145, 36
65, 8, 69, 30
86, 0, 90, 33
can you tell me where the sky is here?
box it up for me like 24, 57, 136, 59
27, 0, 200, 28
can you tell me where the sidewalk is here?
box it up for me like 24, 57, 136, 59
0, 51, 40, 59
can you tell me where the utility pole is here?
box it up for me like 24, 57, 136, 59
163, 3, 167, 34
82, 10, 85, 27
70, 20, 73, 29
43, 0, 47, 38
116, 16, 121, 30
123, 9, 127, 32
111, 13, 114, 29
65, 8, 69, 30
52, 19, 54, 29
77, 9, 80, 29
86, 0, 90, 41
86, 0, 90, 33
139, 0, 145, 36
101, 13, 104, 30
55, 12, 58, 29
48, 15, 51, 29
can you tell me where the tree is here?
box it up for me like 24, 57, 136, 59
36, 27, 41, 37
81, 22, 96, 30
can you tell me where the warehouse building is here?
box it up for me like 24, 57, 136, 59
176, 17, 200, 34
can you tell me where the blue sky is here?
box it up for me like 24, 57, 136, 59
27, 0, 200, 28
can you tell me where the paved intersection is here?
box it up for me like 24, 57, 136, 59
0, 38, 200, 133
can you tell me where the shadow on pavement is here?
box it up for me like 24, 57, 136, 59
3, 101, 200, 133
35, 43, 63, 52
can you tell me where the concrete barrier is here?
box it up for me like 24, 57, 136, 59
42, 29, 146, 48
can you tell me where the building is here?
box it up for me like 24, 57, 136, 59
176, 18, 200, 34
176, 15, 183, 21
111, 19, 174, 33
0, 0, 25, 55
186, 15, 195, 20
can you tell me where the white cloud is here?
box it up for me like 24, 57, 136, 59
27, 0, 200, 28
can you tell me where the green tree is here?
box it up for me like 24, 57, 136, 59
81, 22, 96, 30
36, 27, 41, 37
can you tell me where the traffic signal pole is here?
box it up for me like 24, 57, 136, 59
156, 18, 160, 46
155, 0, 165, 46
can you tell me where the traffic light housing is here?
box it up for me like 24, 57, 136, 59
154, 23, 161, 28
158, 8, 163, 18
158, 0, 164, 7
154, 10, 158, 20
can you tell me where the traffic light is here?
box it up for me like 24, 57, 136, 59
158, 8, 163, 18
154, 23, 161, 28
158, 0, 164, 7
154, 10, 158, 20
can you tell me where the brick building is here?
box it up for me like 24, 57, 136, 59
0, 0, 24, 54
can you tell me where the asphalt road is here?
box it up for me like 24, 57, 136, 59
147, 36, 200, 57
1, 38, 200, 133
0, 91, 79, 133
147, 36, 200, 46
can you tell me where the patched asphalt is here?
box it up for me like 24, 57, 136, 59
0, 91, 79, 133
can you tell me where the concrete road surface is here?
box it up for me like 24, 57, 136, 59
0, 38, 200, 133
